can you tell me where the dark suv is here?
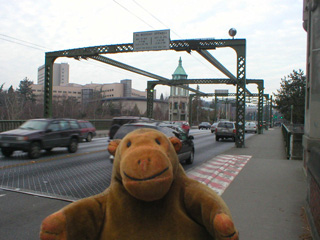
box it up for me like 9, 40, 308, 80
0, 118, 81, 159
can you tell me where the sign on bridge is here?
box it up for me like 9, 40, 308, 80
133, 29, 170, 51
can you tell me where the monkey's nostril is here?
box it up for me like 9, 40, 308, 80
148, 158, 151, 162
138, 160, 141, 164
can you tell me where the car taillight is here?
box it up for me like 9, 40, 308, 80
233, 129, 236, 134
215, 128, 217, 133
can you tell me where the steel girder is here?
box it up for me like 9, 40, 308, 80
148, 77, 264, 147
187, 91, 266, 131
188, 93, 236, 125
257, 86, 264, 134
44, 38, 246, 118
269, 95, 273, 127
45, 39, 246, 58
146, 81, 157, 118
43, 57, 56, 118
89, 55, 205, 95
43, 38, 251, 148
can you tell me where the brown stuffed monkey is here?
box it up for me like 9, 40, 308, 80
40, 128, 238, 240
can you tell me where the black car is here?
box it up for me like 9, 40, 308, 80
108, 116, 154, 140
0, 118, 81, 159
109, 122, 195, 164
198, 122, 211, 130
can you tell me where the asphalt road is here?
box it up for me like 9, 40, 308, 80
0, 129, 254, 240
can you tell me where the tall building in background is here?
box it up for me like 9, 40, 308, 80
37, 63, 69, 86
168, 57, 189, 121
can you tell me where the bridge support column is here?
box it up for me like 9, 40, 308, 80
44, 56, 56, 118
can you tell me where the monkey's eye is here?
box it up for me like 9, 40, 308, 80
127, 141, 131, 147
155, 139, 161, 145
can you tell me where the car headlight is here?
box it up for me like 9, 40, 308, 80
16, 136, 28, 141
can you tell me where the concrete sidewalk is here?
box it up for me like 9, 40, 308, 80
221, 128, 309, 239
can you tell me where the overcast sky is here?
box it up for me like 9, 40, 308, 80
0, 0, 306, 99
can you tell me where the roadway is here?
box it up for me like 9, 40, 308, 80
0, 129, 254, 200
0, 129, 254, 240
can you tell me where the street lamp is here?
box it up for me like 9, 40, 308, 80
229, 28, 237, 39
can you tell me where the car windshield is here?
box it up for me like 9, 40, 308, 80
218, 122, 234, 128
114, 125, 174, 139
19, 120, 48, 130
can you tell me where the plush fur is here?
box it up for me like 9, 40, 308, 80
40, 128, 238, 240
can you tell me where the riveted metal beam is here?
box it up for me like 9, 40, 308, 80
43, 56, 56, 118
43, 38, 253, 149
45, 38, 246, 58
257, 86, 264, 134
147, 82, 157, 118
89, 55, 205, 95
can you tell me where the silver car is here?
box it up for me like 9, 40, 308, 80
215, 121, 236, 142
245, 122, 257, 133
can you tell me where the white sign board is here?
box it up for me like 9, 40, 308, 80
215, 89, 229, 96
133, 29, 170, 51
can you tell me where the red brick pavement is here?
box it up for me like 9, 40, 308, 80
187, 155, 252, 195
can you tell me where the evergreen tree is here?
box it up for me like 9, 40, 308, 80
274, 69, 306, 124
17, 77, 35, 102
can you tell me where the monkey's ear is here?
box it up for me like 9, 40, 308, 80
108, 139, 121, 156
169, 137, 182, 153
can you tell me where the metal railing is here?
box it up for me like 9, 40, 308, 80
0, 119, 112, 132
281, 123, 304, 160
0, 120, 26, 132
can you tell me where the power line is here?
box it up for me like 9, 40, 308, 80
0, 37, 46, 51
113, 0, 155, 29
0, 33, 50, 50
131, 0, 182, 39
130, 0, 224, 77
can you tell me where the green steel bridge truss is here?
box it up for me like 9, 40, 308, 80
44, 38, 259, 147
147, 78, 265, 146
186, 91, 271, 135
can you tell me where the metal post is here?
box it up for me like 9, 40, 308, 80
188, 94, 194, 125
233, 42, 246, 147
269, 96, 273, 128
146, 82, 156, 118
44, 56, 56, 118
214, 95, 218, 122
257, 84, 264, 134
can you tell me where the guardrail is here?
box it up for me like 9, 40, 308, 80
0, 119, 112, 132
0, 120, 26, 132
281, 123, 304, 160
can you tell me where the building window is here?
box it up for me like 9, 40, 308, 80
174, 102, 178, 109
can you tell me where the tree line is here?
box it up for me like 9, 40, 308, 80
1, 69, 306, 124
0, 78, 168, 121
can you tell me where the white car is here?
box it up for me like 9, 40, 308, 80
245, 122, 257, 133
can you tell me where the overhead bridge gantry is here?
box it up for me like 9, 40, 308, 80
147, 78, 264, 140
44, 37, 247, 147
186, 91, 270, 135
